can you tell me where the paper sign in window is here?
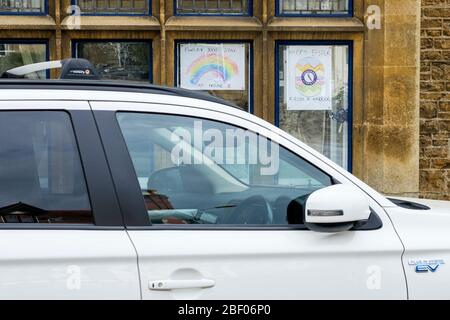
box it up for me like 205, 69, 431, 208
179, 43, 246, 91
285, 45, 333, 111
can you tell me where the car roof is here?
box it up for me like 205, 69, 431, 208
0, 78, 270, 134
0, 79, 238, 108
0, 79, 271, 136
0, 79, 396, 209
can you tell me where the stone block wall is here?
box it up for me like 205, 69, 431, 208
420, 0, 450, 200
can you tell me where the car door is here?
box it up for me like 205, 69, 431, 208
92, 101, 407, 300
0, 100, 140, 299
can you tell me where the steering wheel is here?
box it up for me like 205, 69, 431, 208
225, 195, 273, 225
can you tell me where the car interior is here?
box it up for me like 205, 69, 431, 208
144, 164, 314, 225
118, 113, 332, 226
0, 112, 93, 224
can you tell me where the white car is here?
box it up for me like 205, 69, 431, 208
0, 79, 448, 300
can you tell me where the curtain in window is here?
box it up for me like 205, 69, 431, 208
280, 0, 349, 15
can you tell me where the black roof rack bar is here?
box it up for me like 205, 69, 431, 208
0, 79, 238, 108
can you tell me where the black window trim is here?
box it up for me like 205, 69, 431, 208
125, 211, 383, 231
96, 108, 382, 231
0, 108, 124, 229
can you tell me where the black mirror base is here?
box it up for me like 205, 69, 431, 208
305, 221, 361, 233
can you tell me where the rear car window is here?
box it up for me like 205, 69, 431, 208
0, 112, 93, 224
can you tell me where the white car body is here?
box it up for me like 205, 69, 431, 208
0, 85, 448, 300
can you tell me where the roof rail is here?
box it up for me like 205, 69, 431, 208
0, 79, 239, 108
0, 58, 239, 108
1, 59, 100, 80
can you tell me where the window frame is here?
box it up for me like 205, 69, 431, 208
71, 0, 151, 16
174, 39, 254, 113
0, 0, 48, 15
174, 0, 252, 16
274, 40, 354, 172
0, 44, 5, 57
0, 39, 49, 78
275, 0, 353, 17
72, 39, 153, 83
0, 103, 125, 229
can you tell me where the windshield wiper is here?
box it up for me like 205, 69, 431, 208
0, 202, 48, 217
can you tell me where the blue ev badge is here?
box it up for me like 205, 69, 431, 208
409, 259, 445, 273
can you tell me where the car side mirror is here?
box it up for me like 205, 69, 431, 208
304, 184, 371, 233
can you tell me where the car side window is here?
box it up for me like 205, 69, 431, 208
0, 112, 93, 224
117, 112, 333, 226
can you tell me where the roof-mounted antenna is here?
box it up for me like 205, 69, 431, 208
1, 58, 100, 80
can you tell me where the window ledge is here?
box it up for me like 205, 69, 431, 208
267, 17, 364, 32
0, 15, 56, 30
61, 16, 161, 31
165, 16, 263, 31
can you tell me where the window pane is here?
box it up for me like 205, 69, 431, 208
177, 42, 251, 112
76, 0, 149, 14
117, 113, 332, 226
75, 41, 151, 82
279, 0, 350, 15
0, 43, 47, 79
0, 0, 45, 13
176, 0, 248, 14
0, 112, 93, 224
278, 44, 351, 169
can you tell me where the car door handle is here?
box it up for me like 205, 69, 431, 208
149, 279, 215, 291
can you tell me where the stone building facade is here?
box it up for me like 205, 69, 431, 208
0, 0, 447, 199
420, 0, 450, 200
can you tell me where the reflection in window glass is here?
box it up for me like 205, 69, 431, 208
0, 0, 45, 13
177, 42, 251, 112
117, 113, 332, 226
279, 0, 350, 15
0, 112, 93, 224
0, 43, 47, 79
176, 0, 249, 15
278, 44, 351, 169
75, 41, 151, 82
76, 0, 149, 14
